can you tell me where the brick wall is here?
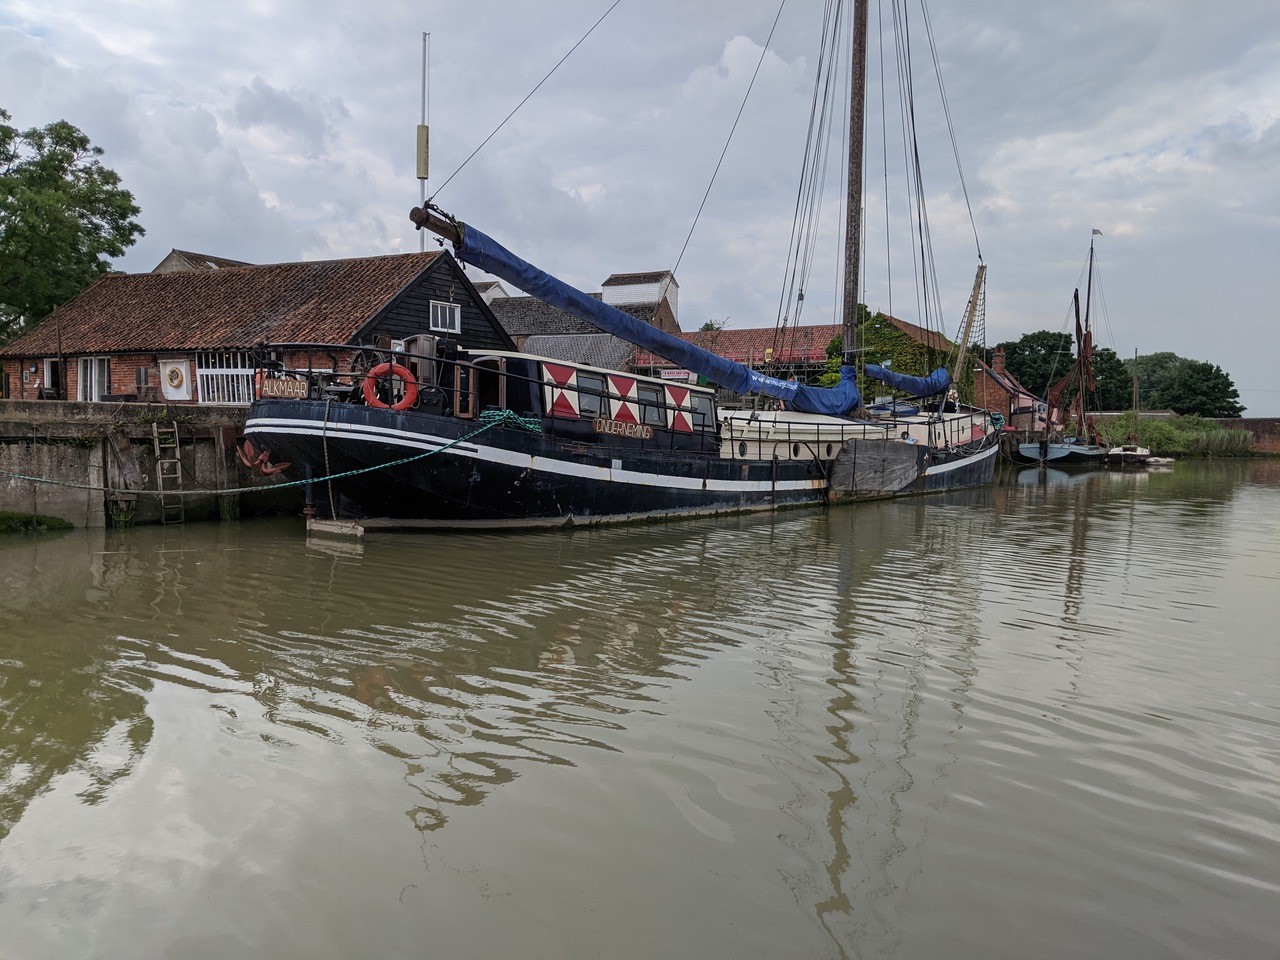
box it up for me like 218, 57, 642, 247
0, 355, 173, 402
1216, 418, 1280, 453
112, 356, 156, 398
1, 358, 40, 400
4, 350, 366, 405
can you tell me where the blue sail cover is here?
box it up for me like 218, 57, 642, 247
864, 363, 951, 398
456, 223, 862, 416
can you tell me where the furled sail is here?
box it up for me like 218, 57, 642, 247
864, 363, 950, 398
453, 222, 863, 416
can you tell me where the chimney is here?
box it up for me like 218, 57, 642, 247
993, 345, 1006, 376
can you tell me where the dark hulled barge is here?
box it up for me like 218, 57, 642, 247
245, 341, 999, 530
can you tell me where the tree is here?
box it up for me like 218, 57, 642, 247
698, 317, 728, 332
0, 109, 144, 343
815, 306, 873, 388
1090, 347, 1132, 412
816, 335, 843, 387
1153, 360, 1244, 417
1131, 351, 1184, 408
996, 330, 1075, 398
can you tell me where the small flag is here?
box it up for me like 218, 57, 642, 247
1092, 228, 1103, 236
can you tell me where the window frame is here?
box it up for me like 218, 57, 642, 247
77, 356, 110, 402
689, 393, 714, 432
636, 383, 666, 427
577, 371, 606, 419
429, 300, 461, 334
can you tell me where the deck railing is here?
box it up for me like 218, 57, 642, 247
256, 342, 998, 463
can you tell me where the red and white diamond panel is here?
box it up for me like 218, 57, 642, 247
542, 363, 580, 418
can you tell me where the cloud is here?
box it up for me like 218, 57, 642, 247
1, 0, 1278, 412
228, 77, 346, 159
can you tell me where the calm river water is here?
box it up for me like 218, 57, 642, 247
1, 461, 1277, 959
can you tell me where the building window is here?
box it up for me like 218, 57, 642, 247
78, 356, 110, 401
196, 351, 255, 405
430, 300, 461, 334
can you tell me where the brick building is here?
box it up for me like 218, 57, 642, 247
0, 250, 511, 404
973, 345, 1044, 429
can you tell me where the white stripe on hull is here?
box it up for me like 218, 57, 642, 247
922, 442, 1000, 476
246, 416, 827, 494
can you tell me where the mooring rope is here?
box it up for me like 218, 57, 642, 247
0, 408, 542, 499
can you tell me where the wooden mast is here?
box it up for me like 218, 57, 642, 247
842, 0, 868, 365
1079, 236, 1096, 442
950, 263, 987, 388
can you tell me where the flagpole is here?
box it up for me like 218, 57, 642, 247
419, 32, 430, 252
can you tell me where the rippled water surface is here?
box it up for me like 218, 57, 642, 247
1, 460, 1277, 959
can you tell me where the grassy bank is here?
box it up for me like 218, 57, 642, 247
0, 512, 75, 534
1106, 414, 1254, 457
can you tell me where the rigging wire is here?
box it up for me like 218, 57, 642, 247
773, 0, 844, 359
887, 0, 928, 346
665, 0, 788, 289
430, 0, 623, 200
919, 0, 981, 261
654, 0, 788, 396
773, 0, 987, 382
877, 0, 894, 323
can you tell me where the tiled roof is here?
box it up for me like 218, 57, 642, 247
154, 249, 253, 272
602, 271, 676, 287
633, 323, 842, 366
490, 295, 663, 338
978, 360, 1038, 398
885, 315, 953, 353
633, 315, 954, 367
1, 252, 444, 356
523, 333, 635, 370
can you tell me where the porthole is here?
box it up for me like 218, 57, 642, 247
738, 441, 748, 457
826, 442, 834, 457
792, 443, 801, 458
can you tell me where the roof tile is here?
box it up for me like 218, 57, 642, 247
1, 252, 443, 356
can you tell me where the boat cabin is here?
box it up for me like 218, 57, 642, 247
455, 349, 720, 454
271, 339, 722, 456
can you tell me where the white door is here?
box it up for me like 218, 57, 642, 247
78, 357, 109, 401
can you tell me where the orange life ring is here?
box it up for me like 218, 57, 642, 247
253, 370, 263, 400
362, 362, 419, 411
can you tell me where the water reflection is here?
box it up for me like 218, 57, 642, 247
0, 533, 155, 842
4, 514, 872, 841
795, 493, 995, 956
0, 459, 1277, 959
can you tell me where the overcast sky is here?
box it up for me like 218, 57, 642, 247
3, 0, 1277, 414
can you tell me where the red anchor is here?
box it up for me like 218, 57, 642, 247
236, 439, 292, 476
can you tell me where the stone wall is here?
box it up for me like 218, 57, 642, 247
0, 399, 301, 527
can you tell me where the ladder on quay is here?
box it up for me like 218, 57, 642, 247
152, 421, 185, 524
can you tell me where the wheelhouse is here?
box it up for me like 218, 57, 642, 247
252, 342, 721, 456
